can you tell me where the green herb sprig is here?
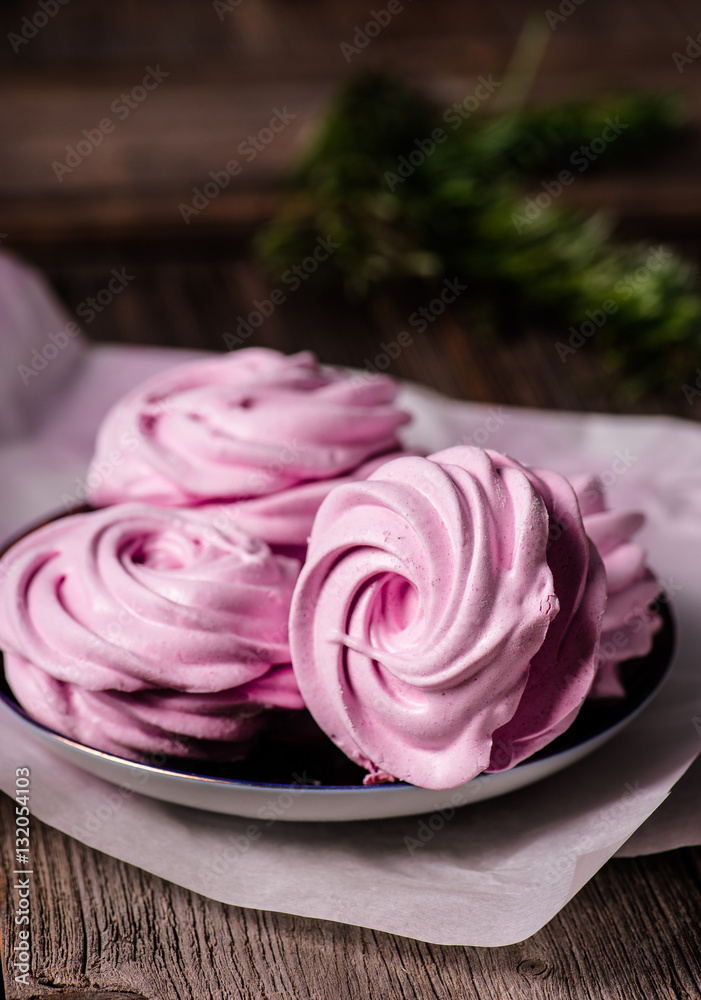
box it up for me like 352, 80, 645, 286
257, 74, 698, 395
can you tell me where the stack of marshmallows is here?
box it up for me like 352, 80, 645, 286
0, 349, 662, 790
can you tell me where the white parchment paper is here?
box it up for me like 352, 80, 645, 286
0, 253, 699, 944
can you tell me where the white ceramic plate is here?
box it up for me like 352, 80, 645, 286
0, 630, 673, 822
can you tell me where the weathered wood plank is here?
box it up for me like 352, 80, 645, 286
0, 0, 699, 80
2, 794, 701, 999
3, 80, 701, 249
38, 255, 700, 420
2, 0, 701, 247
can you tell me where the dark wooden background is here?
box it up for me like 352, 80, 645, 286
3, 0, 701, 418
1, 1, 701, 996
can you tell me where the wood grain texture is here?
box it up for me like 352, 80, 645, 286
0, 0, 699, 81
1, 794, 701, 1000
3, 79, 701, 247
3, 0, 701, 246
38, 254, 701, 420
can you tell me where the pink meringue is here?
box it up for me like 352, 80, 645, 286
197, 449, 419, 559
289, 446, 607, 790
4, 657, 301, 760
0, 504, 303, 760
87, 348, 410, 507
570, 474, 662, 697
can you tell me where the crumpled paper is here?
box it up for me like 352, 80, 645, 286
0, 253, 699, 945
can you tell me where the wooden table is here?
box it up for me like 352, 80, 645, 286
1, 254, 700, 1000
1, 797, 700, 1000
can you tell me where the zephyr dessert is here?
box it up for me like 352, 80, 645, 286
0, 504, 304, 760
290, 447, 661, 788
0, 348, 663, 789
88, 347, 410, 506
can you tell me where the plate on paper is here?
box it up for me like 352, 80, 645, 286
0, 605, 674, 822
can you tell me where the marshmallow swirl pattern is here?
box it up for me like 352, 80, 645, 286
88, 348, 410, 506
289, 446, 607, 789
198, 449, 419, 559
4, 657, 302, 760
0, 504, 303, 759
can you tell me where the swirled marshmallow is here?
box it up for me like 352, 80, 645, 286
289, 446, 606, 789
0, 504, 303, 759
87, 349, 410, 506
198, 448, 419, 558
4, 657, 302, 761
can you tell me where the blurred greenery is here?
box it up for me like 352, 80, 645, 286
256, 74, 700, 396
